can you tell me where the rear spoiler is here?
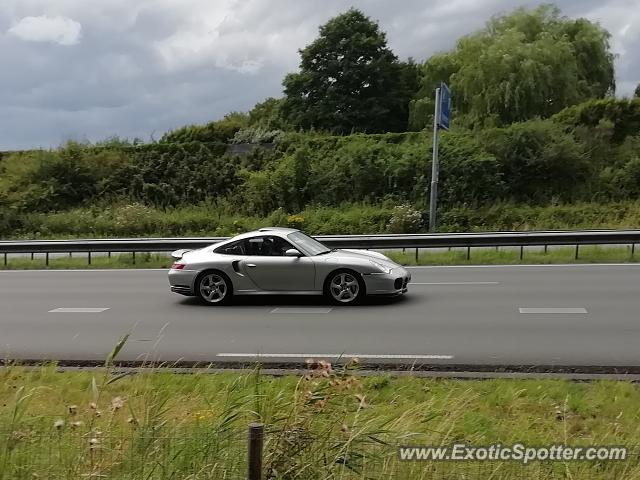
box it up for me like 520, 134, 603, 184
171, 249, 191, 260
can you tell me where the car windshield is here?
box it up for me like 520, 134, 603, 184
287, 231, 331, 256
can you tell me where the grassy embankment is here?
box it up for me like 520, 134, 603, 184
4, 201, 640, 239
1, 363, 640, 479
2, 202, 639, 269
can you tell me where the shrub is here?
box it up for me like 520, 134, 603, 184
230, 127, 284, 144
386, 204, 423, 233
160, 113, 248, 143
479, 119, 588, 202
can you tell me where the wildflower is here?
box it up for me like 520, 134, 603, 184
111, 396, 125, 411
89, 438, 100, 449
53, 419, 65, 429
318, 360, 332, 371
127, 417, 138, 425
89, 402, 97, 410
94, 410, 102, 418
70, 421, 83, 429
68, 405, 78, 415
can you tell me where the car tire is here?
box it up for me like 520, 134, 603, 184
195, 270, 233, 305
324, 269, 365, 305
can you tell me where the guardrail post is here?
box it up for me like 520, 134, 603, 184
108, 251, 111, 259
69, 252, 72, 258
519, 246, 524, 261
544, 245, 548, 254
88, 251, 91, 265
575, 245, 579, 260
30, 252, 34, 261
632, 244, 635, 259
466, 247, 471, 260
3, 253, 6, 266
415, 248, 418, 263
132, 251, 136, 265
45, 252, 49, 266
248, 423, 264, 480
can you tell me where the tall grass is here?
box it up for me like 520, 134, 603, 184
1, 360, 640, 479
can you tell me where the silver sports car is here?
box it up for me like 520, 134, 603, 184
168, 227, 410, 305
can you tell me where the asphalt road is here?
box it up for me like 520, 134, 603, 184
1, 264, 639, 368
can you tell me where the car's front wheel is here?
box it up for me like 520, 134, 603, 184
195, 271, 233, 305
324, 270, 365, 305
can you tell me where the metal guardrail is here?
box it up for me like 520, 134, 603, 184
0, 230, 638, 264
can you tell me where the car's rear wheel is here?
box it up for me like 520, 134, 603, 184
195, 271, 233, 305
324, 270, 365, 305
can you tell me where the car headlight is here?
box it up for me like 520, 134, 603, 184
369, 260, 392, 274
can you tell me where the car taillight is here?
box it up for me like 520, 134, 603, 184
171, 263, 185, 270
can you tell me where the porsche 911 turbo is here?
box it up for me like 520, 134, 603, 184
168, 227, 410, 305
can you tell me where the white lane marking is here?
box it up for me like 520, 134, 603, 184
271, 308, 333, 314
49, 308, 110, 313
217, 353, 454, 360
411, 281, 499, 285
519, 307, 588, 314
407, 263, 640, 269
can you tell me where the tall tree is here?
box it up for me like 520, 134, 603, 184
635, 83, 640, 98
281, 9, 418, 134
410, 5, 616, 128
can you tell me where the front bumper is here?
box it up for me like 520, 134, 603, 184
363, 267, 411, 296
168, 268, 198, 296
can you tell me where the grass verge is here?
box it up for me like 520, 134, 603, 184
386, 245, 640, 266
0, 245, 638, 270
1, 364, 639, 479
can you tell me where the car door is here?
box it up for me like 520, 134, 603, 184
240, 235, 316, 291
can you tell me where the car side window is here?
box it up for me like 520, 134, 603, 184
215, 239, 246, 255
245, 236, 295, 256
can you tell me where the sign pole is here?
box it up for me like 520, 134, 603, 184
429, 87, 441, 232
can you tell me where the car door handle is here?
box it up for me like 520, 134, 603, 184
247, 263, 257, 268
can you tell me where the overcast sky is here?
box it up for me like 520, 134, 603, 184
1, 0, 639, 150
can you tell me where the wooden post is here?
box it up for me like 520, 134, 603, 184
248, 423, 264, 480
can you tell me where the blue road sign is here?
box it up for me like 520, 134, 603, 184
438, 82, 451, 130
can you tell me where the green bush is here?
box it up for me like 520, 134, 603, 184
553, 98, 640, 143
479, 119, 588, 202
386, 204, 423, 233
160, 113, 248, 143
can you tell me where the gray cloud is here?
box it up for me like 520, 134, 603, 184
0, 0, 638, 150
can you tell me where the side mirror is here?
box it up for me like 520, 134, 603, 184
285, 248, 302, 257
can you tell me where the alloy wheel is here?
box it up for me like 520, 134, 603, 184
329, 272, 360, 303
